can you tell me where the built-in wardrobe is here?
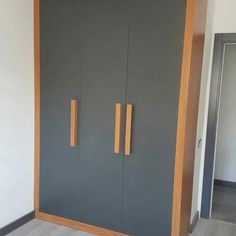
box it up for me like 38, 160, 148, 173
35, 0, 208, 235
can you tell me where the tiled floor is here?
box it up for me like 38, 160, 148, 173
212, 185, 236, 223
190, 219, 236, 236
5, 190, 236, 236
6, 218, 236, 236
6, 220, 95, 236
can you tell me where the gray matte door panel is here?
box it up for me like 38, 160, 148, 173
121, 0, 186, 235
74, 0, 129, 231
40, 0, 82, 220
40, 0, 130, 231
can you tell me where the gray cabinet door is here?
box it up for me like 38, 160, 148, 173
40, 0, 187, 234
40, 0, 130, 232
72, 0, 129, 232
39, 0, 82, 220
121, 0, 186, 235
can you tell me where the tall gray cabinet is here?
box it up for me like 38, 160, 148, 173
39, 0, 191, 235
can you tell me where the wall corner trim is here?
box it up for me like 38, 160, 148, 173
0, 211, 35, 236
189, 211, 199, 233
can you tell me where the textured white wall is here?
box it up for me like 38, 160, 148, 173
214, 45, 236, 182
214, 0, 236, 33
0, 0, 34, 228
191, 0, 236, 222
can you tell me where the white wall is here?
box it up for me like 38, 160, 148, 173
191, 0, 236, 221
214, 44, 236, 182
0, 0, 34, 228
214, 0, 236, 33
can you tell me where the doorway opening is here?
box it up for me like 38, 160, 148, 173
201, 33, 236, 224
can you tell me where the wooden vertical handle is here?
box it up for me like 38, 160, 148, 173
125, 104, 133, 156
70, 100, 78, 147
114, 103, 122, 154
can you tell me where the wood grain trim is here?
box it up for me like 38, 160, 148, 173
114, 103, 122, 154
124, 104, 133, 156
171, 0, 207, 235
171, 0, 194, 233
35, 211, 127, 236
70, 100, 78, 147
171, 0, 195, 234
34, 0, 40, 212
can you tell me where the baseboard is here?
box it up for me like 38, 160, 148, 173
0, 211, 35, 236
189, 211, 199, 233
214, 179, 236, 189
36, 211, 127, 236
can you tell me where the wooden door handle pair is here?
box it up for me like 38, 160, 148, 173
70, 100, 133, 155
114, 103, 133, 156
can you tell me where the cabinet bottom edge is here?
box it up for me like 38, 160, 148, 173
35, 211, 127, 236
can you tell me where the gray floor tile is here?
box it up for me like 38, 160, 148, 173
212, 185, 236, 224
6, 220, 96, 236
212, 189, 225, 205
190, 219, 236, 236
6, 218, 236, 236
224, 191, 236, 207
6, 219, 44, 236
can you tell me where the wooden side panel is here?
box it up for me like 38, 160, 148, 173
34, 0, 40, 212
172, 0, 208, 235
36, 211, 127, 236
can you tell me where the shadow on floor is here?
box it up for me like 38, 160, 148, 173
212, 185, 236, 223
